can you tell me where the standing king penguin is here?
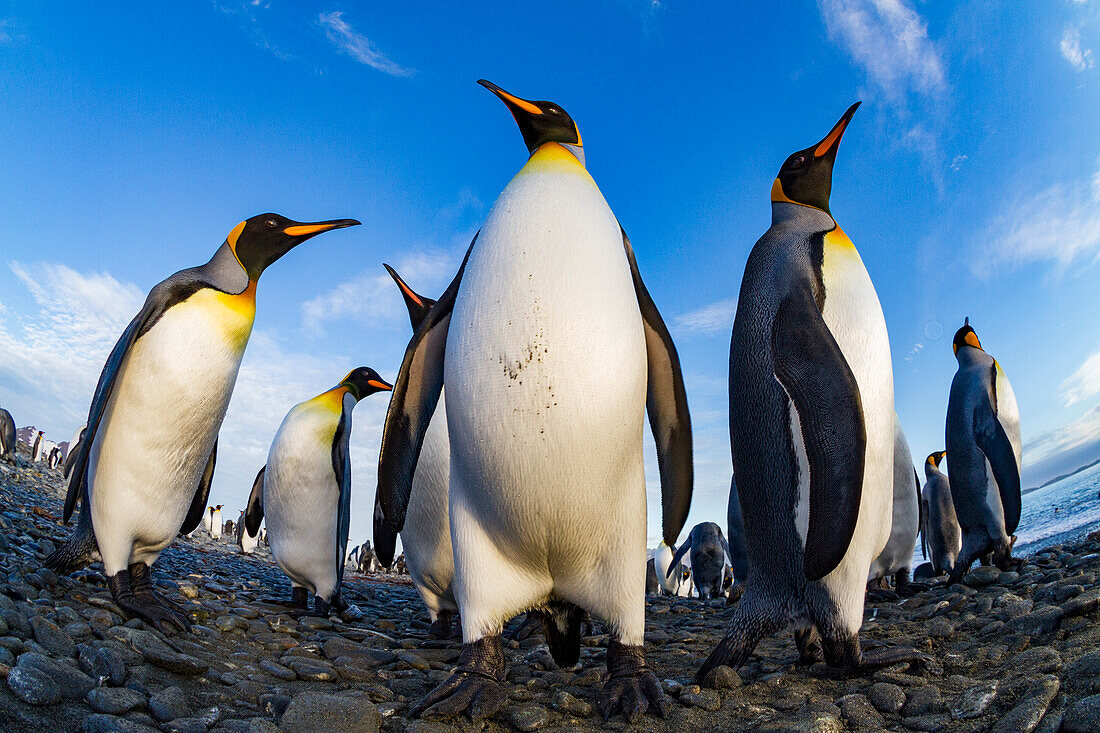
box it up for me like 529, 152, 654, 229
921, 451, 960, 577
245, 368, 392, 615
867, 414, 922, 593
378, 264, 459, 638
45, 214, 359, 632
945, 318, 1022, 581
375, 81, 693, 722
699, 103, 927, 680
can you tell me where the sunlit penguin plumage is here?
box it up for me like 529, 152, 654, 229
45, 213, 359, 632
921, 451, 960, 576
945, 319, 1022, 581
654, 541, 686, 596
377, 264, 458, 638
375, 81, 693, 722
867, 414, 921, 591
246, 368, 391, 615
701, 103, 927, 680
236, 507, 258, 555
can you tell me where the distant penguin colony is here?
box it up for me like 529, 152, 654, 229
45, 213, 359, 632
26, 78, 1036, 725
945, 318, 1022, 581
245, 367, 392, 615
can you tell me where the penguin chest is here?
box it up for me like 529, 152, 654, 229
265, 401, 341, 587
445, 145, 647, 533
89, 293, 254, 545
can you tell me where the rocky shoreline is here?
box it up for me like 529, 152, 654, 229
2, 450, 1100, 732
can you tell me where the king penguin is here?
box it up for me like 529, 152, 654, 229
377, 264, 459, 638
921, 451, 960, 577
245, 367, 392, 615
236, 507, 258, 555
945, 318, 1022, 581
45, 213, 359, 632
31, 430, 44, 462
867, 414, 922, 593
668, 522, 733, 600
209, 505, 223, 539
654, 541, 686, 596
699, 103, 927, 679
0, 408, 15, 463
375, 80, 693, 722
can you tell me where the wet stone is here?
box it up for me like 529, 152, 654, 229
279, 692, 381, 733
963, 566, 1002, 587
869, 682, 906, 714
259, 659, 296, 680
505, 703, 551, 731
1009, 646, 1062, 674
149, 685, 191, 722
949, 682, 997, 719
901, 713, 950, 731
990, 675, 1059, 733
18, 651, 95, 699
81, 713, 160, 732
78, 644, 127, 685
902, 685, 943, 717
6, 664, 61, 705
839, 694, 884, 729
552, 690, 592, 717
679, 685, 721, 711
87, 686, 147, 714
1064, 694, 1100, 733
29, 614, 76, 657
286, 656, 336, 681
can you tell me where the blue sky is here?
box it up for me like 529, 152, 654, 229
1, 1, 1099, 549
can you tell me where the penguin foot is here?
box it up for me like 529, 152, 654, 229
107, 569, 190, 634
505, 612, 543, 642
726, 583, 745, 606
896, 581, 930, 597
410, 636, 508, 720
794, 626, 824, 666
128, 563, 192, 631
291, 587, 309, 609
819, 635, 930, 677
428, 611, 454, 639
598, 639, 667, 722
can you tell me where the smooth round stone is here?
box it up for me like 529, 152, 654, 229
87, 686, 146, 714
1064, 695, 1100, 733
949, 682, 997, 719
869, 682, 906, 714
6, 664, 61, 705
149, 685, 191, 723
279, 692, 381, 733
29, 615, 76, 657
505, 704, 551, 731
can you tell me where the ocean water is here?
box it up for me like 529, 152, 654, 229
1015, 460, 1100, 555
910, 460, 1100, 569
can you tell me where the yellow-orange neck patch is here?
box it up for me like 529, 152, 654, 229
515, 142, 591, 181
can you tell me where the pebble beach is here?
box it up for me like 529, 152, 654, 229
3, 445, 1100, 733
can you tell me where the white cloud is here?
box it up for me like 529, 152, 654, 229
1061, 26, 1095, 72
318, 11, 412, 77
674, 299, 737, 335
1024, 402, 1100, 474
300, 250, 457, 333
817, 0, 947, 103
950, 154, 968, 171
0, 19, 13, 44
978, 159, 1100, 276
1063, 349, 1100, 406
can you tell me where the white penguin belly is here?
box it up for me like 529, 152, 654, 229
265, 402, 341, 600
799, 228, 893, 628
402, 390, 456, 616
88, 296, 251, 571
445, 145, 648, 635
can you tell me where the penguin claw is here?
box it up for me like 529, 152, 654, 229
599, 640, 667, 722
411, 636, 508, 720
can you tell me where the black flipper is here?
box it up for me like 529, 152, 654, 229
771, 283, 866, 582
244, 466, 266, 536
179, 439, 217, 536
920, 496, 930, 560
974, 374, 1021, 534
914, 468, 925, 559
667, 538, 691, 579
333, 406, 353, 588
375, 236, 476, 567
621, 229, 693, 546
384, 263, 438, 331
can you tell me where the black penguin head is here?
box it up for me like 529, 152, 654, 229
339, 367, 393, 401
926, 451, 946, 468
952, 317, 983, 355
772, 102, 861, 214
383, 264, 437, 331
227, 213, 360, 281
478, 80, 583, 157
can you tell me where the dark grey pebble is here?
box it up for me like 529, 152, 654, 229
869, 682, 905, 714
29, 614, 76, 657
149, 685, 191, 722
279, 691, 381, 733
17, 651, 94, 699
1063, 694, 1100, 733
87, 686, 147, 715
81, 712, 160, 732
839, 694, 884, 730
505, 703, 551, 731
6, 664, 61, 705
990, 675, 1059, 733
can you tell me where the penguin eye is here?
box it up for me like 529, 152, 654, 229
265, 219, 278, 228
789, 155, 807, 168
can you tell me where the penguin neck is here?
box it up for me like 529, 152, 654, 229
955, 345, 987, 367
206, 242, 254, 296
924, 463, 941, 480
517, 142, 591, 180
770, 200, 835, 229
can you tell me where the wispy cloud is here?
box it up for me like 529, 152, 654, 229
674, 299, 737, 335
1061, 26, 1095, 72
977, 158, 1100, 277
301, 250, 456, 333
1063, 348, 1100, 407
1023, 402, 1100, 483
317, 11, 412, 77
816, 0, 947, 104
0, 18, 16, 45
